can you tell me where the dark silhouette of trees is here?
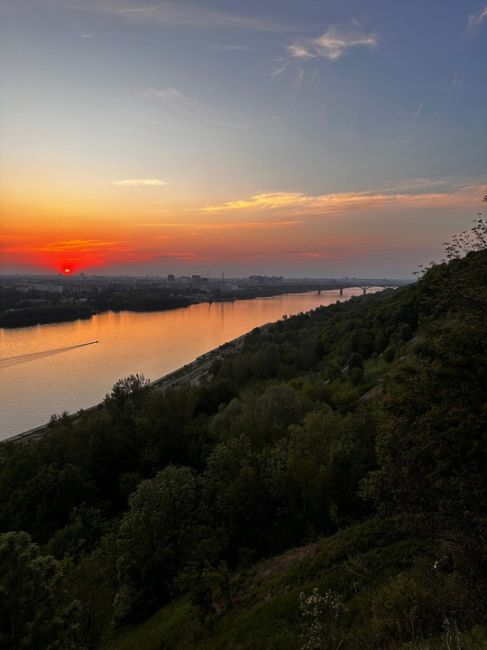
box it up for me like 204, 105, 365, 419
0, 532, 79, 649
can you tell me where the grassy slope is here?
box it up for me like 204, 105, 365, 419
104, 519, 432, 650
105, 516, 487, 650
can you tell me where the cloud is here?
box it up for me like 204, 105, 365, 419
65, 0, 294, 32
204, 193, 311, 212
137, 220, 302, 230
287, 44, 315, 60
111, 178, 167, 187
148, 87, 181, 99
467, 5, 487, 32
287, 25, 379, 62
202, 182, 483, 215
3, 239, 125, 254
38, 239, 123, 252
270, 60, 291, 80
81, 32, 94, 39
1, 237, 163, 268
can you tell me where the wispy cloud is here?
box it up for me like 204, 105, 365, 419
1, 237, 161, 267
202, 182, 483, 215
148, 87, 180, 99
270, 60, 291, 81
467, 5, 487, 33
287, 25, 379, 62
3, 239, 124, 254
137, 220, 302, 230
287, 44, 315, 60
66, 0, 295, 32
111, 178, 167, 187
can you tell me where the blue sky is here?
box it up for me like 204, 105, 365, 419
1, 0, 486, 276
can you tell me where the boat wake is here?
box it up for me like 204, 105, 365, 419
0, 340, 99, 369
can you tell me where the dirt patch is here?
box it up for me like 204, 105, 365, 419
361, 383, 383, 401
253, 543, 320, 583
233, 541, 320, 607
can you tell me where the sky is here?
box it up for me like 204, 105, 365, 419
0, 0, 486, 278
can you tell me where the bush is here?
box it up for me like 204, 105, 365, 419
349, 367, 364, 386
383, 346, 396, 362
370, 573, 443, 645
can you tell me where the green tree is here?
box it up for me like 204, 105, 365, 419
201, 435, 266, 561
104, 373, 150, 425
114, 466, 199, 624
0, 531, 80, 649
64, 535, 118, 650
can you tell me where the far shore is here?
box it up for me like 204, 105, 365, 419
1, 286, 311, 329
0, 282, 400, 330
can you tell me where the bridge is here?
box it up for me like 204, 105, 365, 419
315, 281, 405, 296
355, 285, 398, 295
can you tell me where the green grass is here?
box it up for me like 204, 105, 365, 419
104, 519, 432, 650
398, 627, 487, 650
104, 599, 199, 650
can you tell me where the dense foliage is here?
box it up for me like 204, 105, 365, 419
0, 231, 485, 649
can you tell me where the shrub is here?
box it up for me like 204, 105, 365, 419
384, 346, 396, 362
349, 367, 364, 386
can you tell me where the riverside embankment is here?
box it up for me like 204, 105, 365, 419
1, 288, 381, 440
7, 330, 250, 444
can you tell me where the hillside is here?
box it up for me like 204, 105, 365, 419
0, 231, 486, 649
105, 520, 487, 650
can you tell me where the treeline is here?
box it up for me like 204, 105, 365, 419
0, 287, 194, 328
0, 236, 485, 648
0, 303, 94, 327
0, 284, 322, 329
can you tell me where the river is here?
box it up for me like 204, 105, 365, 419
0, 288, 377, 439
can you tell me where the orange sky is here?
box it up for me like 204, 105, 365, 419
1, 178, 484, 276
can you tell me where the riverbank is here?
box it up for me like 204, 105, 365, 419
0, 283, 401, 330
2, 288, 385, 440
1, 293, 266, 330
5, 325, 266, 444
0, 288, 293, 330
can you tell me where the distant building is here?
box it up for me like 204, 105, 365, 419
19, 282, 64, 293
248, 275, 284, 286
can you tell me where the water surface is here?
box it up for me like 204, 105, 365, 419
0, 289, 373, 438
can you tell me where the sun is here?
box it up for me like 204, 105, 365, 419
63, 266, 72, 275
